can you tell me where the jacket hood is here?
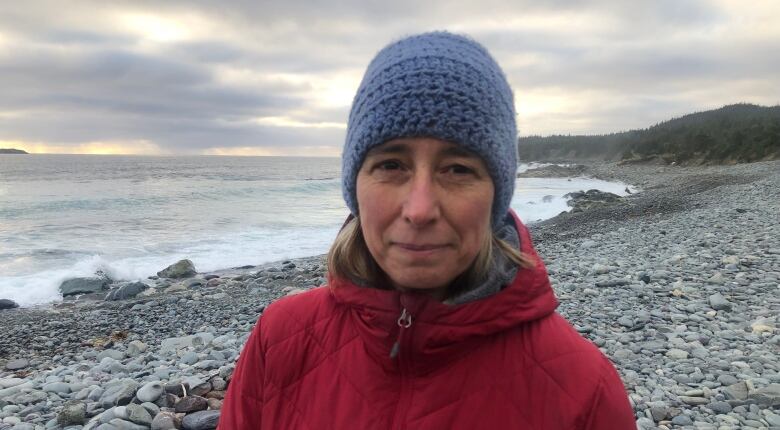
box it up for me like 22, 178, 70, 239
328, 210, 559, 374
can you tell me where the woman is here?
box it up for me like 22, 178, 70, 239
220, 31, 635, 429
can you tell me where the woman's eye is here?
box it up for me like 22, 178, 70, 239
378, 160, 401, 171
446, 164, 475, 175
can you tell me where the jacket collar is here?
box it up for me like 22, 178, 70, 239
328, 210, 559, 375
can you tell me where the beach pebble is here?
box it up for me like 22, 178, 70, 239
174, 396, 208, 413
137, 382, 164, 403
181, 410, 221, 430
57, 400, 86, 426
4, 358, 29, 371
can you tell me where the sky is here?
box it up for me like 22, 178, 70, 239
0, 1, 778, 156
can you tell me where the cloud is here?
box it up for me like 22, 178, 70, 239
0, 0, 778, 153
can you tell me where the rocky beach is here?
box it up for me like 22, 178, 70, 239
1, 160, 778, 430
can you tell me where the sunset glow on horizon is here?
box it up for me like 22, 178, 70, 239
1, 1, 778, 156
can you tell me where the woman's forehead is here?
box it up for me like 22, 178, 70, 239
365, 138, 479, 159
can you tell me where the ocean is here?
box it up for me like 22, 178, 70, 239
0, 155, 633, 306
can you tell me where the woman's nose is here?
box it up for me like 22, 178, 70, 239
402, 174, 440, 227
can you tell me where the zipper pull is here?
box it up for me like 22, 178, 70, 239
390, 308, 412, 359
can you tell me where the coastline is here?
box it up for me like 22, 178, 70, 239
1, 160, 778, 429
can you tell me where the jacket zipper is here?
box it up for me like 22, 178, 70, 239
390, 306, 413, 430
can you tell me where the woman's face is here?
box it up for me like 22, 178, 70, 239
356, 137, 494, 297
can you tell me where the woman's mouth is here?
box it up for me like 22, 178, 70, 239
393, 242, 449, 252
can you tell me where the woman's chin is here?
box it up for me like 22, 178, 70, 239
388, 271, 455, 294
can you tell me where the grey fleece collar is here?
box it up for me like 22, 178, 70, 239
445, 215, 520, 305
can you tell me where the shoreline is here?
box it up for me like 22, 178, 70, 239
1, 160, 779, 429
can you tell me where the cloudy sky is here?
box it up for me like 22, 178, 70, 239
1, 1, 778, 156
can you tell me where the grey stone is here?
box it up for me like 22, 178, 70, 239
105, 282, 148, 301
748, 383, 780, 407
180, 351, 198, 365
43, 382, 71, 394
141, 402, 160, 418
157, 259, 196, 279
679, 396, 709, 405
717, 374, 738, 386
125, 403, 152, 426
5, 358, 29, 371
97, 349, 124, 361
107, 418, 149, 430
722, 381, 749, 401
126, 340, 147, 357
764, 411, 780, 428
99, 380, 138, 408
57, 400, 87, 426
648, 404, 668, 422
707, 400, 732, 414
665, 348, 689, 359
181, 410, 220, 430
113, 406, 128, 420
708, 293, 732, 311
174, 396, 208, 413
137, 381, 164, 403
671, 415, 693, 426
59, 277, 110, 296
0, 298, 19, 310
151, 411, 179, 430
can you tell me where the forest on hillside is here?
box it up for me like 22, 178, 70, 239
518, 104, 780, 164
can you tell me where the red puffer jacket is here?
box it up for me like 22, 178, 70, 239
220, 213, 635, 429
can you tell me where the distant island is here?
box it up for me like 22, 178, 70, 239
0, 148, 29, 154
518, 103, 780, 165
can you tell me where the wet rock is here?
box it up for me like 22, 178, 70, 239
60, 277, 110, 296
157, 259, 197, 279
0, 298, 19, 310
105, 282, 149, 301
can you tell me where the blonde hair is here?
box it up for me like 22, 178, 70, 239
327, 217, 534, 296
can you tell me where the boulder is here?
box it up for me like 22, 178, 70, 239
564, 189, 622, 213
60, 277, 110, 296
105, 281, 149, 301
0, 298, 19, 310
157, 259, 197, 279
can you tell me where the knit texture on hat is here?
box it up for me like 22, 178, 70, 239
342, 31, 518, 227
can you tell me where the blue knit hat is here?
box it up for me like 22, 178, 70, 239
342, 31, 518, 227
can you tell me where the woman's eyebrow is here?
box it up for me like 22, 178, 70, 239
441, 146, 479, 158
365, 143, 409, 157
